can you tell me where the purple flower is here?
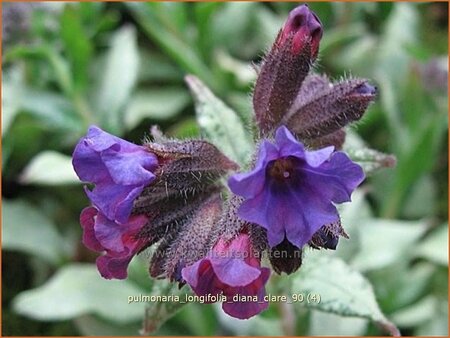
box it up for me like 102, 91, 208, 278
73, 126, 158, 224
181, 233, 270, 319
228, 126, 364, 248
80, 206, 148, 279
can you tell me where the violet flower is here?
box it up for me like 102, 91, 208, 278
228, 126, 364, 248
80, 206, 148, 279
182, 233, 270, 319
72, 126, 158, 224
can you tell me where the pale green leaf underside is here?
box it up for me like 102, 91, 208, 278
292, 252, 399, 336
2, 200, 67, 264
186, 75, 253, 166
20, 151, 79, 185
13, 264, 146, 323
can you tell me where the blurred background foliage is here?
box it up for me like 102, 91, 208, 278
2, 1, 448, 336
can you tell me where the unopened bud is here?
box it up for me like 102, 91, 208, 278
269, 237, 303, 275
284, 78, 377, 140
253, 4, 323, 135
309, 219, 348, 250
275, 4, 323, 59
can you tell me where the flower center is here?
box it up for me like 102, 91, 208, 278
267, 157, 295, 181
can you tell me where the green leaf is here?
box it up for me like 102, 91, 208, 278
60, 4, 93, 91
416, 300, 448, 336
124, 88, 191, 130
126, 3, 215, 89
351, 219, 427, 271
216, 50, 256, 86
194, 2, 221, 60
335, 190, 373, 261
402, 175, 437, 218
292, 252, 399, 336
346, 147, 397, 176
415, 224, 448, 266
376, 3, 418, 86
212, 2, 263, 60
95, 26, 139, 134
13, 264, 146, 323
381, 114, 447, 217
166, 117, 200, 139
20, 89, 82, 133
185, 75, 253, 165
3, 45, 74, 97
20, 151, 79, 185
368, 262, 435, 313
138, 50, 183, 83
309, 311, 368, 336
2, 66, 24, 135
2, 200, 67, 264
391, 296, 437, 327
343, 131, 396, 176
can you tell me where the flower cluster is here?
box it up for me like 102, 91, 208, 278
229, 126, 364, 249
73, 4, 377, 320
73, 126, 157, 279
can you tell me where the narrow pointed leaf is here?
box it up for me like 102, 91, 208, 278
292, 253, 400, 336
186, 75, 253, 165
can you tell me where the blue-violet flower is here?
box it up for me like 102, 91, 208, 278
72, 126, 158, 224
228, 126, 364, 248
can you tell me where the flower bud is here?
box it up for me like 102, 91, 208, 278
269, 237, 303, 275
144, 139, 238, 201
149, 193, 223, 282
304, 129, 346, 150
284, 78, 377, 140
309, 219, 348, 250
275, 4, 323, 59
253, 4, 323, 135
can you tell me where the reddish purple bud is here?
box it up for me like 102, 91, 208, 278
80, 206, 148, 279
253, 5, 323, 136
276, 4, 323, 59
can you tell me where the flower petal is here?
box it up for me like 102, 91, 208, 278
222, 267, 270, 319
101, 147, 157, 186
302, 151, 364, 203
80, 207, 103, 252
96, 251, 135, 280
85, 184, 144, 224
228, 141, 278, 199
94, 212, 147, 252
72, 138, 110, 184
210, 257, 261, 287
181, 259, 226, 298
304, 146, 334, 167
275, 125, 305, 158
